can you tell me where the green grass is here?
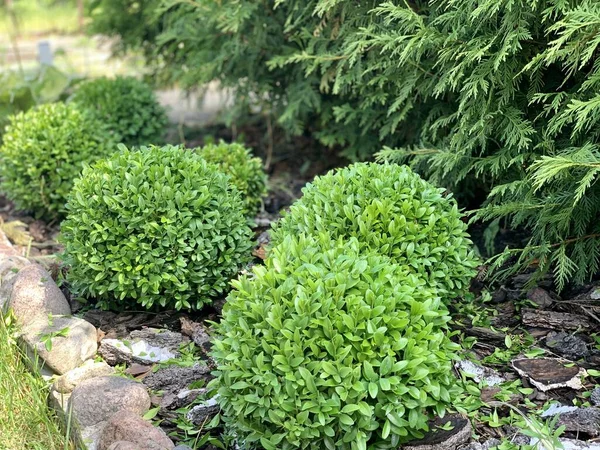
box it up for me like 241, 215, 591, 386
0, 312, 73, 450
1, 1, 80, 37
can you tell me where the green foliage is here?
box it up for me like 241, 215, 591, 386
196, 142, 267, 216
211, 234, 461, 450
86, 0, 162, 59
88, 0, 600, 289
271, 163, 478, 300
0, 66, 75, 142
70, 76, 167, 147
0, 102, 113, 220
61, 144, 253, 311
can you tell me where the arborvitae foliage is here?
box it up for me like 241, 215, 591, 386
89, 0, 600, 288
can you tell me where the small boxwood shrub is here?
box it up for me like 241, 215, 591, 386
70, 76, 167, 147
61, 144, 253, 311
196, 142, 267, 216
0, 103, 113, 220
211, 234, 461, 450
270, 163, 478, 299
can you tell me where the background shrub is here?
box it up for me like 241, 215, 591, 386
196, 142, 267, 216
270, 163, 478, 300
0, 102, 113, 220
70, 76, 167, 147
88, 0, 600, 289
212, 234, 461, 450
61, 144, 253, 311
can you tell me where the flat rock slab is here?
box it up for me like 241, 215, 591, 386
69, 376, 151, 427
22, 315, 97, 375
9, 264, 70, 325
556, 407, 600, 437
84, 310, 184, 338
99, 328, 185, 365
545, 331, 589, 359
512, 358, 584, 391
402, 414, 471, 450
180, 317, 211, 351
98, 409, 174, 450
186, 396, 220, 426
455, 360, 505, 387
159, 388, 204, 410
54, 359, 114, 394
143, 364, 212, 392
521, 308, 593, 331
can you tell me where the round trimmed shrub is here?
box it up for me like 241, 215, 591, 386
70, 76, 167, 147
211, 234, 461, 450
196, 142, 267, 216
61, 144, 253, 311
270, 162, 478, 299
0, 103, 114, 220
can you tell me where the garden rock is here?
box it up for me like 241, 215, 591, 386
143, 364, 212, 393
526, 287, 554, 308
173, 446, 193, 450
460, 438, 501, 450
180, 316, 211, 351
0, 228, 19, 256
0, 255, 30, 312
54, 359, 114, 393
98, 409, 174, 450
159, 388, 204, 410
69, 376, 151, 427
186, 396, 220, 426
555, 407, 600, 436
512, 358, 585, 391
590, 387, 600, 406
402, 414, 471, 450
545, 331, 589, 359
455, 360, 505, 386
21, 315, 97, 375
107, 442, 143, 450
99, 328, 185, 365
8, 264, 70, 325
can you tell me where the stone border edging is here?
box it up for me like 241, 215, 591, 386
0, 244, 178, 450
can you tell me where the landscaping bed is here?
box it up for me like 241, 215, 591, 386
1, 160, 600, 450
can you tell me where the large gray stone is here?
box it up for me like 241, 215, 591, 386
98, 409, 174, 450
54, 359, 114, 394
22, 315, 97, 375
69, 376, 151, 427
0, 255, 31, 312
107, 442, 143, 450
8, 264, 70, 325
0, 228, 19, 256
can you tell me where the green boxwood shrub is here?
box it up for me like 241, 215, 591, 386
70, 76, 167, 147
211, 234, 461, 450
0, 102, 113, 220
61, 144, 253, 311
270, 163, 479, 300
196, 142, 267, 216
